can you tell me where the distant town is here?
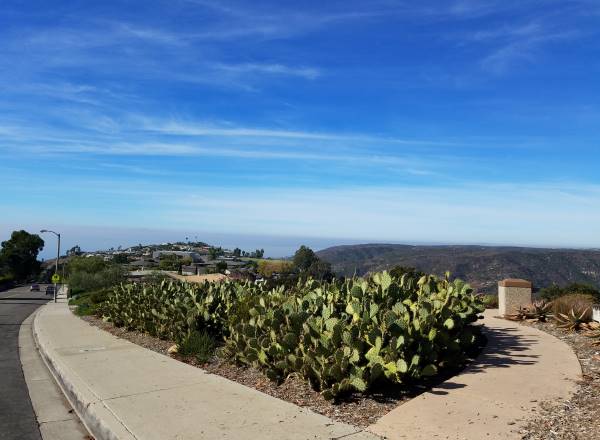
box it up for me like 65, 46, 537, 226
51, 241, 284, 283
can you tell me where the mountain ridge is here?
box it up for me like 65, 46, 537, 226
316, 244, 600, 294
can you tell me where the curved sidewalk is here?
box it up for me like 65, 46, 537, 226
368, 309, 582, 439
34, 300, 581, 440
33, 299, 378, 440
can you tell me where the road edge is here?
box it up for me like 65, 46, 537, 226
19, 307, 91, 440
32, 301, 134, 440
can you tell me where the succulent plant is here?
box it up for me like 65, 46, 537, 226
506, 300, 553, 323
555, 307, 591, 332
104, 270, 485, 399
528, 300, 553, 322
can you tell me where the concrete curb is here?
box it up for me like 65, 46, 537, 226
33, 302, 135, 440
19, 308, 90, 440
31, 300, 379, 440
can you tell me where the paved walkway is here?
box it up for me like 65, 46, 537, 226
368, 310, 582, 439
33, 299, 378, 440
34, 301, 582, 440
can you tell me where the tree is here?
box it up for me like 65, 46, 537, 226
233, 248, 241, 257
208, 247, 219, 260
0, 230, 44, 282
67, 256, 108, 275
66, 256, 124, 295
293, 245, 318, 272
389, 266, 425, 280
67, 245, 82, 256
292, 245, 333, 281
159, 253, 180, 270
215, 261, 228, 273
113, 253, 129, 264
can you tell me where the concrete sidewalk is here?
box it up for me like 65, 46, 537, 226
33, 299, 379, 440
34, 299, 582, 440
19, 310, 90, 440
368, 310, 582, 439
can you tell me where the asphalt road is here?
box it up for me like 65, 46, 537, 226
0, 285, 51, 440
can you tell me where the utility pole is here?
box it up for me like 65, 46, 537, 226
41, 229, 60, 303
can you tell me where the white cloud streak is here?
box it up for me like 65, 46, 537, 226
6, 173, 600, 248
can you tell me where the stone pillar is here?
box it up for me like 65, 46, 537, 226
498, 279, 532, 317
593, 305, 600, 323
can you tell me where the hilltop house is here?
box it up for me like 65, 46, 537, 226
151, 250, 205, 263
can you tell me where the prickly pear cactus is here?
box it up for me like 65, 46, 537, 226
105, 270, 484, 399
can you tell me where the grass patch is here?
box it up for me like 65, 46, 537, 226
553, 294, 594, 322
178, 330, 216, 363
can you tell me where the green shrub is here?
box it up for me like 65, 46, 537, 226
104, 271, 484, 399
480, 294, 498, 309
540, 283, 600, 301
68, 265, 124, 295
69, 288, 113, 316
552, 294, 593, 323
178, 330, 216, 363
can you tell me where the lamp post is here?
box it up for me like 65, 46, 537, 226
40, 229, 60, 303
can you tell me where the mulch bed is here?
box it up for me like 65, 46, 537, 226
81, 314, 411, 427
518, 321, 600, 440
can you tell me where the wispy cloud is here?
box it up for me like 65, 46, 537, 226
211, 63, 320, 80
479, 22, 582, 74
138, 119, 457, 146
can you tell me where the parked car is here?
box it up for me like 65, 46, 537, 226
45, 285, 55, 296
30, 284, 40, 291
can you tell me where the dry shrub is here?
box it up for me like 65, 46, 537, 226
552, 294, 594, 322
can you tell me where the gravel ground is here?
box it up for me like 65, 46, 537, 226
81, 314, 412, 427
518, 321, 600, 440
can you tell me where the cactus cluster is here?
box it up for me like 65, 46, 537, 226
104, 271, 485, 399
104, 278, 241, 341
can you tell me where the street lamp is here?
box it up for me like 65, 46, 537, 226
40, 229, 60, 303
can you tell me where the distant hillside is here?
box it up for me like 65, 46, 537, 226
316, 244, 600, 294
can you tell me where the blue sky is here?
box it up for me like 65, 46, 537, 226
1, 0, 600, 257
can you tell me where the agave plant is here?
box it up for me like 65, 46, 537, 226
505, 300, 552, 323
528, 300, 553, 323
555, 307, 591, 332
580, 321, 600, 346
